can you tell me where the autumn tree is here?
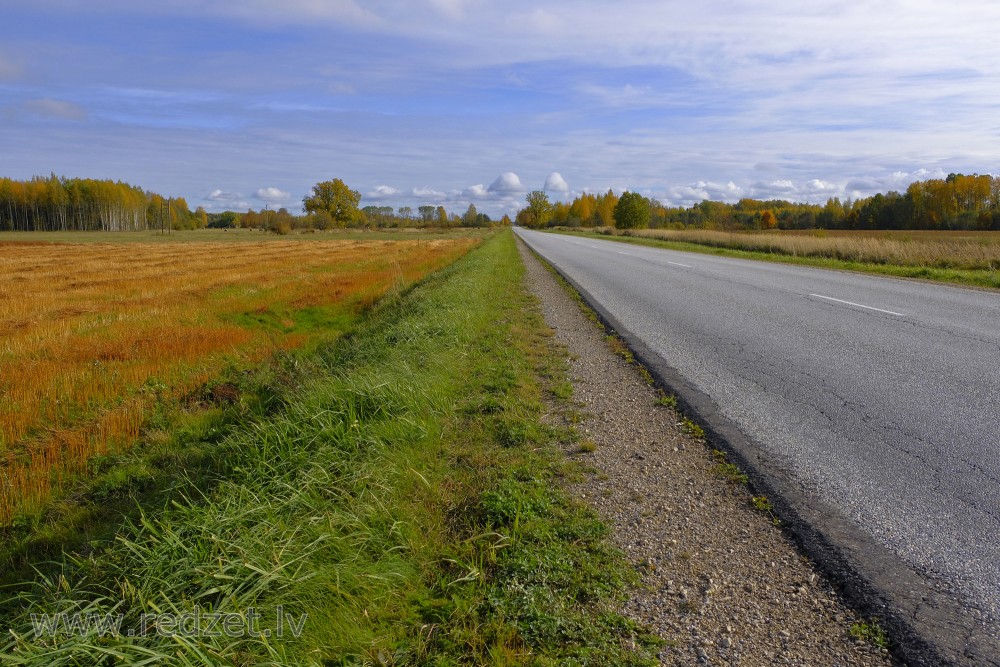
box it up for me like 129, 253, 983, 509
309, 210, 334, 230
418, 205, 436, 223
595, 189, 618, 227
551, 201, 571, 226
760, 210, 777, 230
613, 191, 650, 229
569, 192, 597, 226
522, 190, 553, 228
302, 178, 361, 227
463, 203, 478, 226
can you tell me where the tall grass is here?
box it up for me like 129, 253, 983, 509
616, 228, 1000, 270
567, 227, 1000, 288
0, 231, 656, 665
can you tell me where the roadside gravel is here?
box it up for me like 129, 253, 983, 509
518, 239, 893, 667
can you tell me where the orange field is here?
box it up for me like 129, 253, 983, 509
0, 236, 478, 522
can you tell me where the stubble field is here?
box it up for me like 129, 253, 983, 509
0, 234, 478, 523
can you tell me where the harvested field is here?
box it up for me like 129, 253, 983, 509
0, 236, 478, 522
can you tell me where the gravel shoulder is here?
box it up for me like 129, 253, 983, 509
518, 238, 893, 667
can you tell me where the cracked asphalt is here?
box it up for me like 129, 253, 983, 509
515, 228, 1000, 664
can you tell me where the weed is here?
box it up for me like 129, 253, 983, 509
606, 335, 635, 363
656, 393, 678, 409
714, 463, 749, 485
850, 619, 889, 650
750, 496, 780, 524
682, 419, 706, 439
712, 450, 748, 485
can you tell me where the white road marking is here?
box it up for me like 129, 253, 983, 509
618, 251, 631, 255
810, 294, 906, 317
667, 261, 692, 268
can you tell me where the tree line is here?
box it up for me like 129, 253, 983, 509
209, 179, 510, 233
0, 175, 206, 232
1, 175, 511, 234
517, 173, 1000, 232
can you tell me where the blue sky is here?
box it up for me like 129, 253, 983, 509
2, 1, 999, 217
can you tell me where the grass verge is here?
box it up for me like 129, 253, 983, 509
0, 230, 656, 666
554, 229, 1000, 290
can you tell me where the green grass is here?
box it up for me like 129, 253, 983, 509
0, 230, 656, 666
555, 229, 1000, 290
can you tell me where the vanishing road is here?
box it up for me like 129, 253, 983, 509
516, 228, 1000, 664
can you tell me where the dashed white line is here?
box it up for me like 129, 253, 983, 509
667, 261, 692, 268
810, 294, 906, 317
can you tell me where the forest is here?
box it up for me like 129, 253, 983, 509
520, 173, 1000, 231
0, 175, 509, 233
0, 175, 205, 232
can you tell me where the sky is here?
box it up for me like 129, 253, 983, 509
2, 1, 1000, 218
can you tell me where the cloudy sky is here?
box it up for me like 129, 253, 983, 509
2, 1, 999, 217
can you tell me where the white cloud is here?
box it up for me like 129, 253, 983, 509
802, 179, 839, 194
411, 186, 446, 198
368, 185, 401, 198
204, 188, 250, 210
488, 172, 525, 193
700, 180, 743, 200
464, 184, 489, 197
254, 186, 291, 203
544, 172, 569, 192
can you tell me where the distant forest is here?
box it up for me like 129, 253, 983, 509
0, 175, 506, 233
526, 173, 1000, 231
0, 175, 206, 232
6, 173, 1000, 234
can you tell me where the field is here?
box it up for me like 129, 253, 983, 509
627, 228, 1000, 269
568, 227, 1000, 288
0, 233, 478, 523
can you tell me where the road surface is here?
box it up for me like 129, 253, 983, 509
515, 228, 1000, 664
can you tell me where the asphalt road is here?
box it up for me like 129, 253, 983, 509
515, 228, 1000, 663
